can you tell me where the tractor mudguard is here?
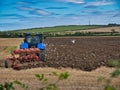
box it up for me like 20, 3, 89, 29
37, 43, 46, 50
20, 42, 28, 49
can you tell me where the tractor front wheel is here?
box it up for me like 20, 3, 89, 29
4, 60, 9, 68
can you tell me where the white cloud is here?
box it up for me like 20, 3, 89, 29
58, 0, 85, 4
85, 0, 114, 6
32, 9, 51, 16
35, 9, 51, 15
16, 1, 29, 4
16, 6, 51, 16
17, 7, 33, 11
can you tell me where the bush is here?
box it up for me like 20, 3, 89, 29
35, 72, 69, 90
0, 80, 28, 90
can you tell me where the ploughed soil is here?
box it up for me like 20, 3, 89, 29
0, 37, 120, 71
44, 36, 120, 71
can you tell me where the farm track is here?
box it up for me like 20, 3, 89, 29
0, 36, 120, 90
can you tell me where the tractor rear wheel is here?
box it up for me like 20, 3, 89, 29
39, 50, 45, 62
4, 60, 8, 68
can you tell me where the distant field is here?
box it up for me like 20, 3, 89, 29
8, 25, 104, 33
67, 26, 120, 33
1, 25, 119, 38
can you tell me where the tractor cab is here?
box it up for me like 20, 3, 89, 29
20, 33, 46, 50
24, 34, 42, 48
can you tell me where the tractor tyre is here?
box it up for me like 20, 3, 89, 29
39, 50, 46, 62
4, 60, 9, 68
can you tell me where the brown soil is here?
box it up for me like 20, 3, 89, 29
44, 36, 120, 71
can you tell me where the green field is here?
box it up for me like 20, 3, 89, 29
2, 25, 119, 37
7, 25, 105, 33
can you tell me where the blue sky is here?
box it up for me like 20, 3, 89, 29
0, 0, 120, 31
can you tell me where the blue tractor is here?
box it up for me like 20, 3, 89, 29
20, 33, 45, 49
20, 32, 46, 61
5, 33, 46, 69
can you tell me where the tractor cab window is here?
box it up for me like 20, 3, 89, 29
27, 36, 32, 43
25, 36, 41, 44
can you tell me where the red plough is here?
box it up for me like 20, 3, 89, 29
5, 48, 42, 70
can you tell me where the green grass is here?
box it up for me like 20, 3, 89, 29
7, 25, 105, 33
3, 46, 8, 50
9, 46, 17, 52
